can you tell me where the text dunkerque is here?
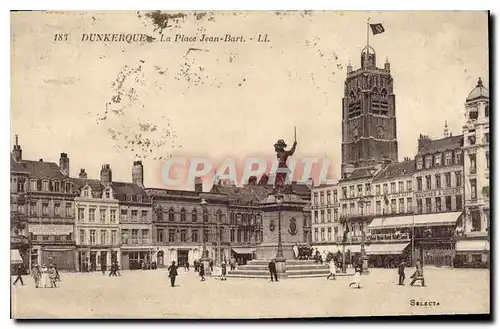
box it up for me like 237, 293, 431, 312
79, 33, 263, 43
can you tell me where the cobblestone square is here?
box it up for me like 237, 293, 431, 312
11, 268, 489, 318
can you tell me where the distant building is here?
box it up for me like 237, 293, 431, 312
457, 78, 490, 266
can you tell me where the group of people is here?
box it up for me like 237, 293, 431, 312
30, 264, 60, 288
398, 259, 426, 287
107, 261, 121, 277
167, 259, 229, 287
292, 243, 314, 260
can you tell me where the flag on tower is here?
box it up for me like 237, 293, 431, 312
370, 23, 385, 35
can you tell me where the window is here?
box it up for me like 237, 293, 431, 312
486, 152, 490, 169
314, 211, 318, 223
89, 208, 95, 222
192, 209, 197, 222
398, 181, 404, 193
469, 154, 477, 174
376, 201, 381, 215
365, 183, 371, 195
79, 229, 85, 244
383, 184, 388, 194
244, 230, 248, 243
407, 198, 412, 213
192, 230, 199, 243
399, 198, 404, 213
435, 174, 441, 189
357, 185, 363, 197
168, 209, 175, 222
445, 173, 451, 188
142, 229, 149, 244
456, 195, 463, 211
120, 209, 127, 221
320, 192, 324, 205
333, 190, 338, 203
435, 154, 442, 167
132, 229, 138, 244
327, 191, 331, 204
445, 196, 452, 211
425, 176, 431, 190
485, 105, 490, 117
65, 183, 71, 193
314, 193, 318, 205
42, 203, 49, 216
454, 150, 462, 164
342, 204, 347, 215
230, 229, 235, 242
445, 152, 453, 165
327, 209, 331, 222
90, 230, 96, 245
407, 180, 412, 192
42, 180, 49, 192
484, 133, 490, 144
53, 181, 59, 192
417, 199, 423, 214
110, 209, 116, 223
425, 156, 432, 169
471, 210, 481, 231
342, 187, 347, 199
417, 177, 422, 191
111, 230, 117, 245
469, 108, 478, 120
350, 186, 355, 198
100, 230, 107, 245
376, 185, 381, 195
435, 197, 442, 212
320, 210, 325, 223
131, 210, 138, 221
327, 227, 332, 241
334, 209, 338, 221
470, 179, 477, 199
321, 228, 325, 241
54, 203, 61, 217
141, 210, 148, 221
349, 203, 355, 215
77, 208, 84, 222
390, 199, 396, 213
168, 229, 176, 242
425, 198, 432, 213
203, 208, 208, 222
416, 157, 423, 170
65, 203, 72, 217
156, 229, 164, 243
314, 229, 318, 242
100, 209, 106, 223
121, 230, 129, 244
237, 230, 241, 242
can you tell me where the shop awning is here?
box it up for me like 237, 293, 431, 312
29, 224, 74, 235
456, 240, 489, 252
11, 249, 23, 264
366, 243, 410, 255
368, 212, 462, 230
232, 247, 256, 254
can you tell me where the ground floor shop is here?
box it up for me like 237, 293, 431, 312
77, 248, 120, 272
231, 247, 256, 265
30, 245, 77, 271
454, 239, 489, 268
120, 247, 154, 270
154, 245, 231, 267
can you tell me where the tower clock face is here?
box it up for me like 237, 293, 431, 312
352, 127, 359, 140
376, 126, 385, 138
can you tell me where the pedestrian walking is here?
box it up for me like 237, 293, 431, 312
209, 260, 214, 273
398, 260, 406, 285
268, 259, 278, 282
186, 261, 190, 271
168, 261, 178, 287
32, 265, 41, 288
327, 259, 337, 280
109, 262, 116, 277
12, 264, 24, 286
48, 264, 58, 288
220, 261, 227, 281
410, 259, 426, 287
348, 267, 362, 289
40, 264, 49, 288
199, 262, 206, 281
230, 257, 236, 271
293, 243, 299, 260
101, 263, 106, 275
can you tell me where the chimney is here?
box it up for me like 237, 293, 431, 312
59, 153, 69, 176
12, 134, 22, 162
384, 56, 390, 71
194, 177, 203, 192
100, 164, 112, 183
79, 168, 87, 179
132, 161, 144, 186
347, 59, 353, 74
443, 121, 449, 138
418, 134, 432, 152
248, 176, 257, 186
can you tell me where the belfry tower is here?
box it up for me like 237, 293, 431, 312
341, 43, 398, 178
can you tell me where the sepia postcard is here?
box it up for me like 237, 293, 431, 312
10, 10, 490, 319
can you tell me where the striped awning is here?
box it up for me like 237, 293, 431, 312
232, 247, 256, 254
366, 243, 410, 255
368, 212, 462, 230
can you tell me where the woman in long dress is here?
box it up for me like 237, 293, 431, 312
40, 264, 49, 288
31, 265, 41, 288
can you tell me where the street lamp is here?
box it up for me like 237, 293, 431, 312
200, 198, 209, 260
358, 199, 369, 274
275, 194, 284, 260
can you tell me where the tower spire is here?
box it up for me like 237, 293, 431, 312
444, 121, 449, 138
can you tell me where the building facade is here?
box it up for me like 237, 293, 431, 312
457, 78, 490, 266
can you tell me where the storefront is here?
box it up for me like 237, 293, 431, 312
231, 247, 256, 265
454, 239, 489, 268
366, 243, 410, 268
121, 247, 153, 270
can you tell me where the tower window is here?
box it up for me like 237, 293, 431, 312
469, 108, 478, 120
348, 100, 362, 119
485, 105, 489, 117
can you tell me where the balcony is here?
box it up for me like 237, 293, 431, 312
367, 232, 410, 242
339, 213, 374, 223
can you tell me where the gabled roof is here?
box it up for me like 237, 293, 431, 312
418, 135, 463, 156
109, 181, 149, 200
72, 178, 105, 197
17, 159, 67, 180
373, 160, 416, 182
341, 166, 379, 182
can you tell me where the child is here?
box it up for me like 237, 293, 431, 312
349, 267, 361, 289
327, 260, 337, 280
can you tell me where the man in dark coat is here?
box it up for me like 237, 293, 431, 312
168, 261, 178, 287
268, 259, 278, 282
12, 264, 24, 286
398, 260, 406, 285
199, 262, 206, 281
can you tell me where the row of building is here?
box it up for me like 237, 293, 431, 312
310, 45, 489, 268
10, 143, 311, 272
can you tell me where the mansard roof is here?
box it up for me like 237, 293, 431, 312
373, 160, 416, 182
417, 135, 463, 156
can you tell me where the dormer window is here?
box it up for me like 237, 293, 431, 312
416, 157, 423, 170
434, 154, 442, 167
65, 182, 72, 193
42, 180, 49, 192
127, 194, 133, 202
54, 181, 60, 192
137, 195, 142, 203
424, 155, 432, 169
83, 186, 91, 198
